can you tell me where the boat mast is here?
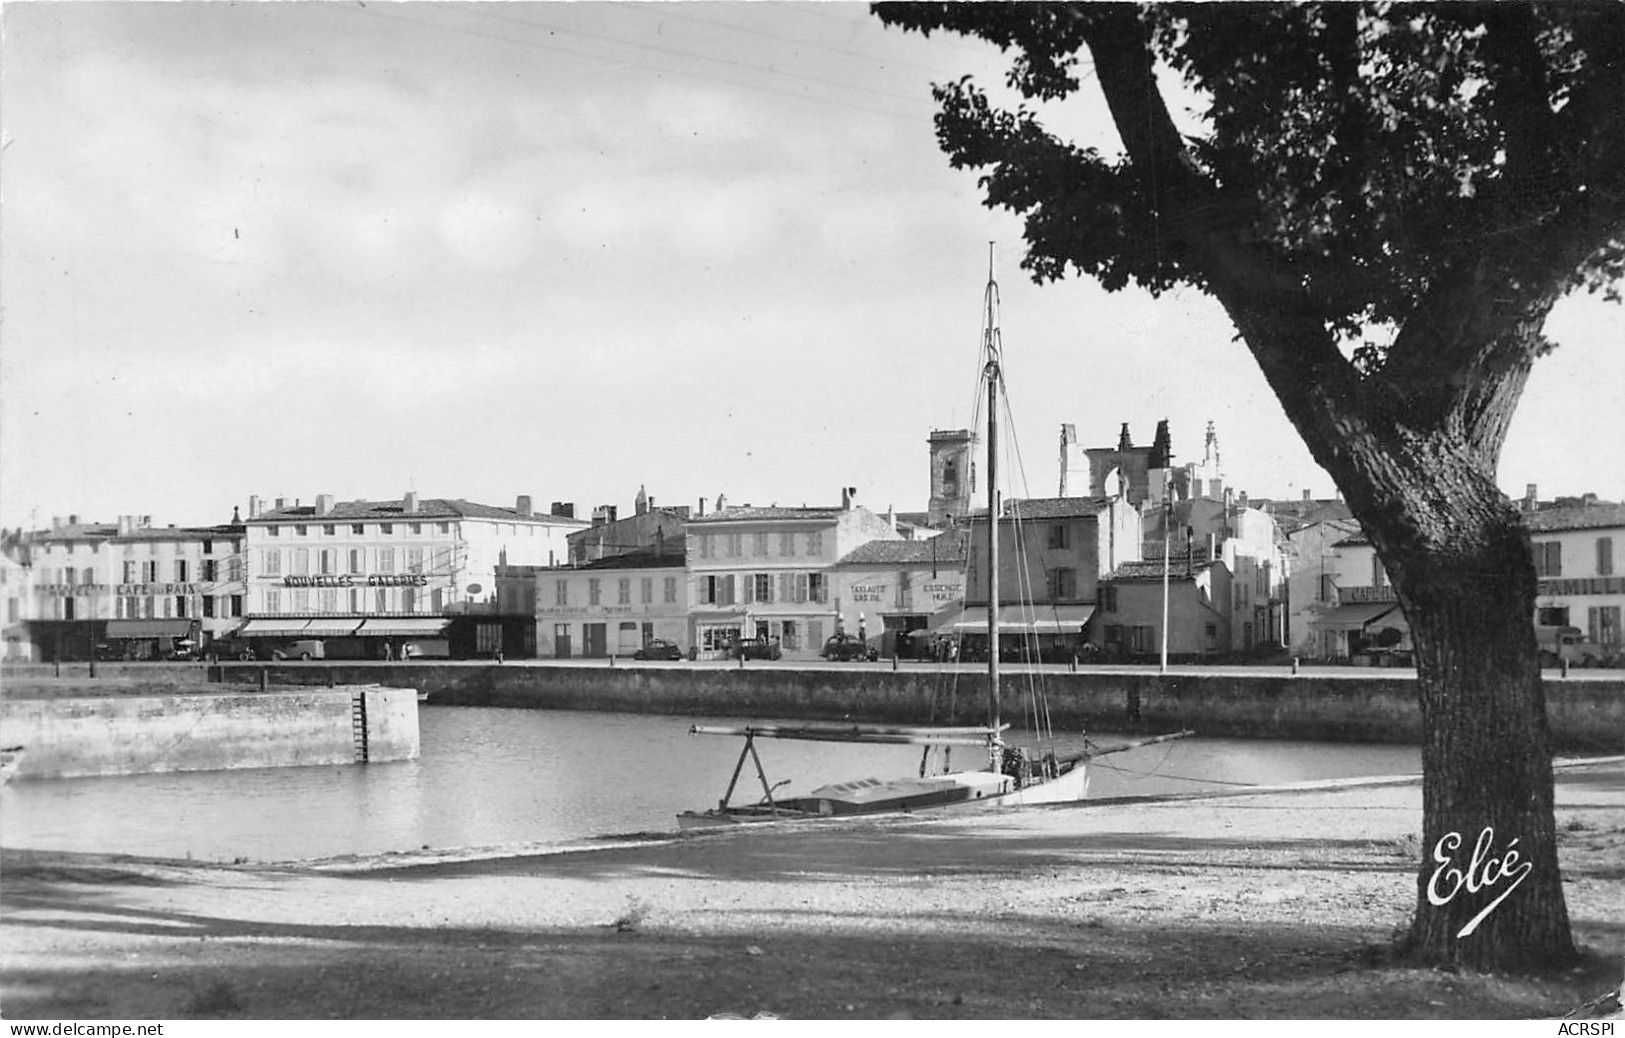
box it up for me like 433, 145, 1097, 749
983, 244, 1002, 772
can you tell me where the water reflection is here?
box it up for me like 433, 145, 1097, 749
0, 707, 1421, 863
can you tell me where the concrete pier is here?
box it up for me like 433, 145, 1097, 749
0, 681, 419, 780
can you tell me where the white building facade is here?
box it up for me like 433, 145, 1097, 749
241, 492, 587, 654
1528, 504, 1624, 661
685, 501, 902, 659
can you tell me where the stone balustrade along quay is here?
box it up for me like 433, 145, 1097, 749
171, 660, 1625, 754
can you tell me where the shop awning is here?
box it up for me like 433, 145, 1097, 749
1309, 603, 1399, 632
104, 619, 195, 639
355, 618, 451, 637
952, 604, 1096, 634
301, 619, 364, 637
239, 619, 312, 638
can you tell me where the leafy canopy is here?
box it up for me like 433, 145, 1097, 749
876, 3, 1625, 360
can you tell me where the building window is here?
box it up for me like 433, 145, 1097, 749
230, 594, 244, 617
175, 559, 189, 582
293, 549, 310, 576
142, 560, 159, 582
589, 578, 602, 606
1205, 623, 1218, 651
349, 588, 362, 613
1101, 585, 1118, 613
699, 535, 713, 560
402, 587, 415, 613
296, 525, 308, 537
123, 560, 137, 583
266, 590, 280, 613
1533, 541, 1562, 577
352, 524, 365, 536
1104, 623, 1123, 647
410, 523, 422, 534
1129, 624, 1155, 654
1536, 606, 1569, 627
292, 589, 310, 612
618, 578, 631, 605
555, 580, 569, 606
319, 589, 338, 612
896, 571, 911, 608
1048, 524, 1070, 550
641, 577, 653, 604
407, 548, 424, 573
752, 573, 773, 603
1048, 568, 1077, 600
438, 522, 450, 534
269, 526, 280, 537
380, 523, 393, 536
318, 550, 334, 575
430, 588, 443, 612
808, 572, 827, 603
726, 533, 742, 558
664, 576, 677, 603
807, 531, 823, 556
202, 560, 218, 582
1589, 605, 1621, 649
1599, 537, 1614, 577
323, 524, 336, 536
779, 532, 794, 557
753, 532, 769, 556
377, 548, 395, 572
349, 549, 364, 573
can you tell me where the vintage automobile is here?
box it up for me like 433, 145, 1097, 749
729, 636, 783, 661
820, 633, 878, 662
632, 638, 685, 661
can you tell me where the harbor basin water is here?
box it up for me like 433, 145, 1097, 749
0, 706, 1424, 863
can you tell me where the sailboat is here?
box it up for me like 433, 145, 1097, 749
678, 251, 1191, 828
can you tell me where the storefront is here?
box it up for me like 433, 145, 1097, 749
102, 618, 199, 660
953, 604, 1095, 663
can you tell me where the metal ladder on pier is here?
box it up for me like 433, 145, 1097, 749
350, 690, 369, 764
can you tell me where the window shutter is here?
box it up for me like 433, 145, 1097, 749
796, 573, 808, 603
723, 575, 735, 605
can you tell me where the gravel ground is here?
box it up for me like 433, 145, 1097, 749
2, 761, 1621, 1020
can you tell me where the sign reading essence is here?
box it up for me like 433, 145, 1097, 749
282, 574, 429, 588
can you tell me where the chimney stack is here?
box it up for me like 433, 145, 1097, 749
1524, 484, 1538, 512
516, 495, 533, 517
698, 497, 706, 517
404, 491, 419, 514
1302, 488, 1311, 501
249, 495, 261, 519
315, 493, 335, 517
275, 497, 286, 510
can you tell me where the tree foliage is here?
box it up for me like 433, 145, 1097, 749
878, 2, 1623, 363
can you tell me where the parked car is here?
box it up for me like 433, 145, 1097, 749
205, 637, 257, 661
729, 636, 782, 661
273, 638, 326, 661
633, 638, 685, 661
1536, 625, 1605, 667
821, 634, 878, 662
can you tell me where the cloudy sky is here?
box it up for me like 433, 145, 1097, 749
2, 1, 1620, 531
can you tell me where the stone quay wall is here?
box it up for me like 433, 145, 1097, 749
208, 663, 1625, 754
0, 683, 419, 780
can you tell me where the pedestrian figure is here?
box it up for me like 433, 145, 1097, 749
384, 640, 394, 661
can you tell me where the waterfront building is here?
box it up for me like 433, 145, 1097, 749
498, 550, 690, 658
685, 494, 902, 659
566, 487, 691, 564
1527, 502, 1624, 659
2, 529, 36, 661
1304, 532, 1410, 663
961, 495, 1142, 661
831, 529, 969, 657
1097, 554, 1234, 661
7, 512, 248, 661
241, 492, 587, 658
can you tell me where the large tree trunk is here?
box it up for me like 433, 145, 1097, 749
1368, 478, 1577, 970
